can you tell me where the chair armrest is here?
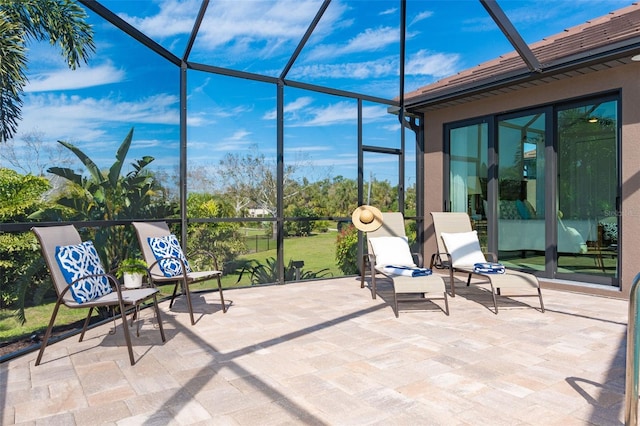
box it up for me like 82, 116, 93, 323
188, 249, 221, 271
484, 252, 498, 262
66, 272, 130, 304
69, 272, 121, 290
146, 256, 190, 278
430, 252, 452, 269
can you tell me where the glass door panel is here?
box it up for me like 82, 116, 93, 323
556, 100, 618, 285
448, 123, 488, 250
497, 113, 545, 272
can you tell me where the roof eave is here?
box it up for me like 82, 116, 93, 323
406, 37, 640, 112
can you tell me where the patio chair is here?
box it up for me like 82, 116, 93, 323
430, 212, 544, 314
32, 225, 165, 366
354, 208, 449, 317
594, 216, 618, 272
133, 221, 227, 325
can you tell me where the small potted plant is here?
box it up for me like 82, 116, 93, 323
116, 258, 148, 289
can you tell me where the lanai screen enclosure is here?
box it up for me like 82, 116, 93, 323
1, 0, 633, 290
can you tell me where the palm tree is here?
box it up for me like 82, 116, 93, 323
0, 0, 94, 142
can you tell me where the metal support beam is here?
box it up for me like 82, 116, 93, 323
180, 61, 188, 247
480, 0, 542, 72
276, 82, 285, 284
280, 0, 331, 80
398, 0, 407, 214
182, 0, 209, 61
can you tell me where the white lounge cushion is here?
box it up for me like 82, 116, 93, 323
368, 236, 416, 267
441, 230, 486, 267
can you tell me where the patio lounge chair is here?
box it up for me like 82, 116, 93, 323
133, 221, 227, 325
430, 212, 544, 314
32, 225, 165, 366
354, 208, 449, 317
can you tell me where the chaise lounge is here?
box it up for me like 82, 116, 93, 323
430, 212, 544, 314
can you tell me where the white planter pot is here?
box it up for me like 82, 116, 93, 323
123, 272, 144, 289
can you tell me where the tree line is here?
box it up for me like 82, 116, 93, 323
0, 128, 411, 323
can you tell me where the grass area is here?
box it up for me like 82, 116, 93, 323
239, 231, 341, 275
0, 303, 92, 342
0, 230, 343, 343
239, 226, 276, 252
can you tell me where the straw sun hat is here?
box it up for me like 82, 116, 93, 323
351, 205, 383, 232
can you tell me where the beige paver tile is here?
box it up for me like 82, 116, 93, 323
1, 280, 629, 425
73, 400, 131, 424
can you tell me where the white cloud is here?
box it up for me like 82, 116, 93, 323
288, 101, 389, 127
405, 50, 460, 77
263, 96, 314, 120
24, 63, 126, 92
305, 26, 398, 61
290, 48, 458, 81
409, 10, 434, 27
382, 123, 401, 132
119, 0, 202, 37
291, 57, 397, 80
188, 129, 254, 152
123, 0, 343, 59
16, 93, 179, 143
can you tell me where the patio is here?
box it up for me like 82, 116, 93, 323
0, 274, 629, 425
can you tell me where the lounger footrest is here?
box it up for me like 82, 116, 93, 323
475, 270, 539, 289
392, 275, 446, 294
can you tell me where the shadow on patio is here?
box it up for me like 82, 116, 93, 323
0, 274, 628, 425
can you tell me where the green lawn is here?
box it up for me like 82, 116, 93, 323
0, 303, 91, 342
0, 230, 343, 344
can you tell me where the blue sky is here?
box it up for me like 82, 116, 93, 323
6, 0, 635, 192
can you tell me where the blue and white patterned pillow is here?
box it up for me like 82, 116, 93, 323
55, 241, 112, 304
147, 234, 192, 277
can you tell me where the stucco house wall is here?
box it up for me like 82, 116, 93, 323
419, 60, 640, 298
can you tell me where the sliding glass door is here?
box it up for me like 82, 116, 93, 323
446, 121, 488, 249
556, 99, 618, 285
497, 111, 546, 273
445, 94, 620, 287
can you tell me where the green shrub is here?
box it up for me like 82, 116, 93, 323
236, 257, 331, 285
284, 206, 315, 236
335, 224, 359, 275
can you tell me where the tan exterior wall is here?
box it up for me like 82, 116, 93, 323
419, 61, 640, 298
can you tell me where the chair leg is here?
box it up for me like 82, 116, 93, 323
152, 294, 166, 342
393, 289, 399, 318
134, 304, 142, 337
538, 288, 545, 313
216, 275, 227, 313
78, 307, 94, 342
116, 298, 136, 366
370, 273, 377, 299
169, 282, 180, 308
121, 314, 135, 366
182, 279, 196, 326
490, 283, 498, 314
448, 267, 456, 297
443, 292, 450, 316
35, 300, 63, 366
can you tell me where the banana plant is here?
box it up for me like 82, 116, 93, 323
31, 128, 176, 270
